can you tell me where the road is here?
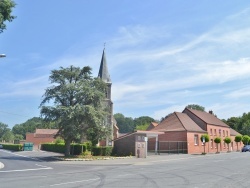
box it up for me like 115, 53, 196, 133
0, 149, 250, 188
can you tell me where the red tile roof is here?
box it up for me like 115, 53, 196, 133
152, 112, 206, 133
184, 108, 229, 127
35, 129, 58, 135
230, 128, 241, 136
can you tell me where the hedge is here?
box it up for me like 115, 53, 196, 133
41, 143, 87, 155
92, 146, 113, 156
1, 144, 23, 151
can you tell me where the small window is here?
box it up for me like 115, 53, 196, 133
214, 129, 217, 136
226, 131, 228, 136
223, 130, 225, 137
194, 135, 199, 145
210, 129, 213, 135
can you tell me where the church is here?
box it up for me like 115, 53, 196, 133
97, 48, 119, 147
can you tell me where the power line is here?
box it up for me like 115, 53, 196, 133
0, 110, 30, 117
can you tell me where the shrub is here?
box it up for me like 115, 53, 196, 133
200, 134, 209, 143
41, 143, 87, 155
2, 144, 23, 151
92, 146, 113, 156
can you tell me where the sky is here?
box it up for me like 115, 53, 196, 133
1, 1, 250, 128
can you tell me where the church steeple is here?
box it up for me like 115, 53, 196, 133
98, 48, 111, 83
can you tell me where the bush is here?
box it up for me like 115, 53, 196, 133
41, 143, 87, 155
92, 146, 113, 156
41, 143, 65, 153
2, 144, 23, 151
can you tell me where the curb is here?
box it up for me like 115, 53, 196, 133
0, 162, 4, 169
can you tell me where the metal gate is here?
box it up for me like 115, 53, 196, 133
158, 141, 188, 154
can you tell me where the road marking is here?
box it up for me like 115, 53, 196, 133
0, 149, 46, 162
43, 178, 100, 187
0, 166, 52, 173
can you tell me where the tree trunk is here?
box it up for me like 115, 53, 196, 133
237, 142, 238, 151
65, 139, 71, 156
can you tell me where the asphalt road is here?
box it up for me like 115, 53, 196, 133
0, 149, 250, 188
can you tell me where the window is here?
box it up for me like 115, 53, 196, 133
211, 139, 213, 148
219, 129, 221, 136
223, 130, 225, 137
194, 135, 199, 145
210, 129, 213, 135
226, 131, 228, 136
214, 129, 217, 136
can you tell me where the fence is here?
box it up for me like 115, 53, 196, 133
148, 141, 188, 154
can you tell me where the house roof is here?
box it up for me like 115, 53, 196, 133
152, 112, 206, 133
35, 129, 58, 135
230, 128, 241, 136
184, 108, 229, 127
146, 122, 159, 131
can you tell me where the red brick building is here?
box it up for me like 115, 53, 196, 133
26, 129, 58, 149
148, 108, 242, 154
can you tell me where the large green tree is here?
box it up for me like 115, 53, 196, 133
0, 0, 16, 33
12, 117, 44, 139
40, 65, 107, 156
0, 122, 9, 139
114, 113, 134, 133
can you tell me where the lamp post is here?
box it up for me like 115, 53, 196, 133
0, 54, 6, 58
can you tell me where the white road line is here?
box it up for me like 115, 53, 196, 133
45, 178, 100, 187
0, 166, 52, 173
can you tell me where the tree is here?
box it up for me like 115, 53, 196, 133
224, 137, 231, 152
234, 135, 242, 151
0, 122, 9, 139
186, 104, 205, 111
200, 134, 209, 154
2, 129, 14, 142
0, 0, 16, 33
214, 137, 221, 153
12, 117, 45, 139
114, 113, 134, 133
134, 116, 155, 131
40, 65, 107, 156
242, 135, 250, 145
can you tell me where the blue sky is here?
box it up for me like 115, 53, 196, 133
1, 1, 250, 128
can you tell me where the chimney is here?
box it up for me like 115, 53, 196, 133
209, 110, 213, 115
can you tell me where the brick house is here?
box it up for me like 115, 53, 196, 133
26, 129, 58, 149
148, 108, 242, 154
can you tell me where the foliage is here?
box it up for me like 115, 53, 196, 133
242, 135, 250, 145
135, 123, 150, 131
214, 137, 221, 144
41, 143, 87, 155
40, 65, 107, 156
224, 112, 250, 135
86, 126, 111, 146
224, 137, 231, 144
12, 117, 45, 139
0, 122, 9, 139
92, 146, 113, 156
54, 137, 65, 144
1, 143, 22, 151
114, 113, 135, 133
0, 0, 16, 33
186, 104, 205, 111
114, 113, 155, 133
1, 129, 14, 142
234, 135, 242, 143
200, 134, 209, 143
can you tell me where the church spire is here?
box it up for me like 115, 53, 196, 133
98, 48, 111, 83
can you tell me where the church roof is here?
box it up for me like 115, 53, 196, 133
98, 48, 111, 83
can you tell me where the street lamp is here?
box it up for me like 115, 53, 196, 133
0, 54, 6, 58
